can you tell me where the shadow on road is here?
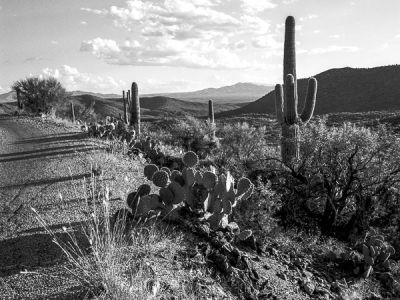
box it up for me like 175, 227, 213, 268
0, 147, 102, 163
13, 132, 87, 145
0, 173, 93, 189
0, 221, 89, 277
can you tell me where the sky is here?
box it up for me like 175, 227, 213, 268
1, 0, 400, 94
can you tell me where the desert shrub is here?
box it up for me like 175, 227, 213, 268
12, 77, 67, 113
274, 120, 400, 240
214, 122, 279, 178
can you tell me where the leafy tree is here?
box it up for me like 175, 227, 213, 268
12, 77, 67, 113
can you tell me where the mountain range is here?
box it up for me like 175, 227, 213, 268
220, 65, 400, 117
2, 65, 400, 120
145, 82, 274, 104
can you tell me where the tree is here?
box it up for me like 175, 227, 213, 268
12, 77, 67, 113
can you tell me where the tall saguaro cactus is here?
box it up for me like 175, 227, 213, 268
130, 82, 141, 136
71, 102, 75, 123
122, 90, 128, 124
275, 16, 317, 165
16, 88, 22, 110
208, 99, 215, 140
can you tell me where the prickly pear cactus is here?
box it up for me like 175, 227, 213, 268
134, 151, 254, 229
275, 16, 317, 166
361, 229, 395, 278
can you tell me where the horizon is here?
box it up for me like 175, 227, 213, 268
1, 0, 400, 94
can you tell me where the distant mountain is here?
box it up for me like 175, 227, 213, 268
70, 94, 243, 120
145, 82, 274, 104
219, 65, 400, 117
0, 91, 16, 103
69, 91, 120, 99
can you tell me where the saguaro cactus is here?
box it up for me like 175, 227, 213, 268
275, 16, 317, 165
16, 88, 22, 110
122, 90, 128, 124
71, 102, 75, 123
208, 99, 215, 140
130, 82, 141, 136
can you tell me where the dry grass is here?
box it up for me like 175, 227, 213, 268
31, 168, 228, 299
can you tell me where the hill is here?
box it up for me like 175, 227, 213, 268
70, 94, 243, 120
69, 91, 120, 99
219, 65, 400, 117
0, 91, 16, 103
145, 82, 274, 104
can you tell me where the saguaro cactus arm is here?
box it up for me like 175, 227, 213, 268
275, 84, 284, 124
300, 77, 317, 123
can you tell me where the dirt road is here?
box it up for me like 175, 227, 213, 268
0, 114, 100, 299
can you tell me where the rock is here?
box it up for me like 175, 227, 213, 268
303, 281, 315, 295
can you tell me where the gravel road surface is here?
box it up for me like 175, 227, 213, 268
0, 114, 101, 299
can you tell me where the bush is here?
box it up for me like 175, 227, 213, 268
12, 77, 67, 113
214, 122, 279, 178
274, 120, 400, 240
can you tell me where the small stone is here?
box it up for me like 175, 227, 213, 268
303, 281, 315, 295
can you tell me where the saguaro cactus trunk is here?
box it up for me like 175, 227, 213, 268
123, 90, 128, 124
208, 99, 215, 140
71, 102, 75, 123
16, 89, 22, 110
130, 82, 141, 136
275, 16, 318, 166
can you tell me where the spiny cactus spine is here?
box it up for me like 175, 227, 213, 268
130, 82, 140, 136
275, 16, 318, 166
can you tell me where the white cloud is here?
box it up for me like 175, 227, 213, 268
313, 29, 321, 34
0, 86, 8, 94
302, 45, 360, 55
51, 40, 58, 45
299, 14, 318, 22
329, 34, 340, 39
41, 65, 126, 93
79, 1, 279, 69
395, 34, 400, 39
81, 37, 251, 69
80, 7, 108, 15
81, 21, 87, 25
240, 0, 276, 14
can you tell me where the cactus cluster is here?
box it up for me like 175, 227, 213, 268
361, 229, 395, 278
126, 151, 254, 231
86, 116, 136, 145
275, 16, 317, 166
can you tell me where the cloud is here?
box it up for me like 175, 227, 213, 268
80, 1, 279, 69
80, 37, 251, 69
80, 7, 108, 15
51, 40, 58, 45
81, 21, 87, 25
299, 14, 318, 22
41, 65, 126, 93
301, 45, 360, 55
329, 34, 340, 39
240, 0, 276, 14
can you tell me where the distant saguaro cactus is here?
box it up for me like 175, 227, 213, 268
122, 90, 128, 124
71, 102, 75, 123
16, 88, 22, 110
275, 16, 317, 165
208, 99, 215, 140
130, 82, 141, 136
